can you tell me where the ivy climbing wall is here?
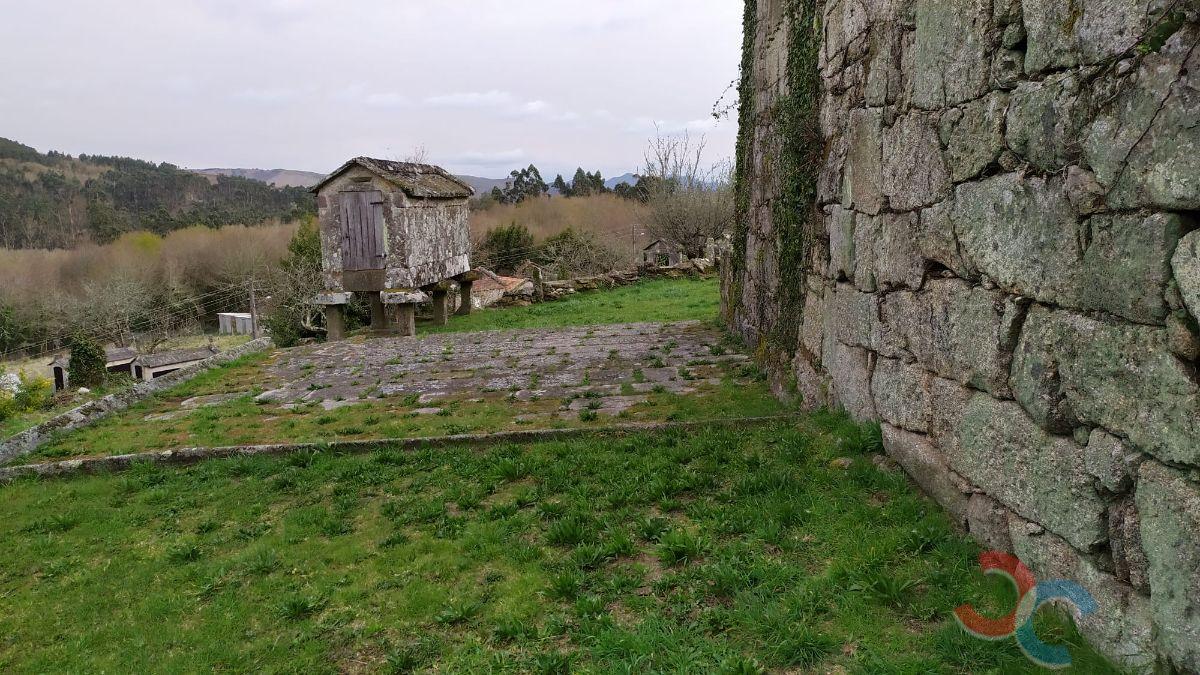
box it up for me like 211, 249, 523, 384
725, 1, 1200, 671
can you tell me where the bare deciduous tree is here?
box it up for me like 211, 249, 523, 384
642, 127, 734, 259
403, 145, 430, 164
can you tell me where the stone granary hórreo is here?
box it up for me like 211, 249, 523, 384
310, 158, 482, 338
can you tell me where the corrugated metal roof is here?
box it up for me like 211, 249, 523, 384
311, 158, 475, 199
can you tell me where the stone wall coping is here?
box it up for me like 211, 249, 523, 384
0, 415, 797, 485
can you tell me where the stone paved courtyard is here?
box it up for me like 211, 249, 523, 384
250, 321, 750, 421
22, 320, 778, 462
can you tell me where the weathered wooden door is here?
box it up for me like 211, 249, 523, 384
340, 191, 386, 270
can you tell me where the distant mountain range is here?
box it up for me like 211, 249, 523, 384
192, 168, 638, 195
605, 173, 638, 189
192, 168, 325, 189
456, 175, 509, 195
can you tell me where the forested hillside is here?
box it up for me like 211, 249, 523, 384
0, 138, 315, 249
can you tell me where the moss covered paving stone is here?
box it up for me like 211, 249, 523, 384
21, 320, 781, 464
0, 419, 1118, 673
13, 278, 746, 464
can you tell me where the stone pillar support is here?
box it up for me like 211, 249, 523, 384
314, 291, 352, 342
394, 304, 416, 336
456, 280, 474, 316
381, 289, 430, 338
452, 270, 482, 317
325, 305, 346, 341
370, 293, 387, 330
431, 289, 449, 326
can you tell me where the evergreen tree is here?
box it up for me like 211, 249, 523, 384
571, 168, 592, 197
590, 171, 608, 194
551, 174, 571, 197
502, 165, 548, 203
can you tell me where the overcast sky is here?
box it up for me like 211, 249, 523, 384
0, 1, 741, 180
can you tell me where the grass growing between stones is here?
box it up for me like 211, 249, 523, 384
418, 276, 720, 334
22, 366, 785, 462
0, 418, 1117, 673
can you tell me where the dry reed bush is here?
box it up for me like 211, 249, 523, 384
0, 224, 296, 300
0, 223, 298, 354
470, 194, 647, 256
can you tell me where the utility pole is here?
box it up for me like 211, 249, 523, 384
248, 277, 260, 339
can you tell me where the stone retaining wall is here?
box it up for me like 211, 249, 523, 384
0, 338, 272, 464
727, 1, 1200, 671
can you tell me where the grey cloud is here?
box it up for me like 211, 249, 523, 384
0, 0, 741, 179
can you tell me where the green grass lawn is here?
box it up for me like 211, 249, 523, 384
0, 417, 1115, 673
418, 276, 720, 334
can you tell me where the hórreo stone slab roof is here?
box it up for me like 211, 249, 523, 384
311, 158, 475, 199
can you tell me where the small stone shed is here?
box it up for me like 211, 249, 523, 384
310, 158, 481, 338
471, 269, 535, 309
132, 346, 218, 381
49, 347, 138, 393
642, 239, 686, 267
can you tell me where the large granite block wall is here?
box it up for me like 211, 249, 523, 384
726, 0, 1200, 671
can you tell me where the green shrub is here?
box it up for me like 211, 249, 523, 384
15, 372, 51, 410
478, 223, 535, 274
0, 371, 53, 423
66, 333, 107, 387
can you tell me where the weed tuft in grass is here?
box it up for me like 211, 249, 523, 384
546, 571, 582, 601
603, 530, 636, 558
166, 542, 202, 564
570, 544, 611, 570
279, 594, 325, 621
533, 651, 572, 675
704, 562, 751, 599
379, 531, 410, 549
573, 594, 606, 620
854, 575, 922, 608
545, 515, 592, 547
770, 628, 837, 668
657, 530, 706, 566
491, 616, 535, 644
494, 458, 529, 482
634, 515, 670, 542
435, 598, 482, 625
242, 549, 280, 576
21, 513, 79, 535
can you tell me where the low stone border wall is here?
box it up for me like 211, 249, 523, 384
0, 337, 273, 465
0, 415, 794, 484
481, 261, 718, 307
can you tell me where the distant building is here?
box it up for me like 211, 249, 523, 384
131, 346, 219, 381
642, 239, 686, 267
471, 269, 535, 308
310, 157, 478, 339
49, 346, 138, 393
217, 312, 255, 336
